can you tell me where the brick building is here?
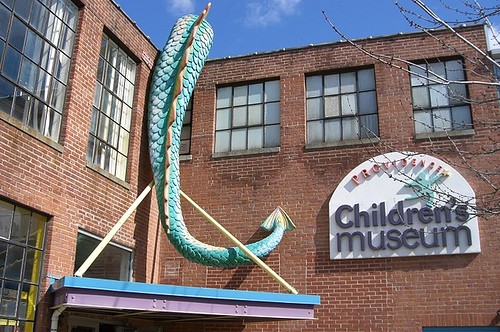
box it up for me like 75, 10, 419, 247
0, 0, 498, 331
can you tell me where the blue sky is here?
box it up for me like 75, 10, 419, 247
114, 0, 500, 59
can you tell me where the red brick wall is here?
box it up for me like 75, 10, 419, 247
0, 1, 497, 329
0, 0, 158, 330
161, 25, 500, 331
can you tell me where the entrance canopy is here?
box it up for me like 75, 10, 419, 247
50, 276, 320, 322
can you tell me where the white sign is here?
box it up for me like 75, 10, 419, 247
329, 152, 481, 260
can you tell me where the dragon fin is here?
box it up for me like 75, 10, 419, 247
261, 207, 296, 232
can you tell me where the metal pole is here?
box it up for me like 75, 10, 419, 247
74, 180, 155, 277
180, 190, 299, 295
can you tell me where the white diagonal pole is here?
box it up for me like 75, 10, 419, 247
180, 190, 299, 294
74, 180, 154, 277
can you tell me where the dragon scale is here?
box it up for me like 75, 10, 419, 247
148, 6, 295, 267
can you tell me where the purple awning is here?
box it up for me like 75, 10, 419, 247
50, 276, 320, 322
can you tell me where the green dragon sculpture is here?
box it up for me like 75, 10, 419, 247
147, 4, 295, 267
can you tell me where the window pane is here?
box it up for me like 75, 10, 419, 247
341, 93, 357, 115
0, 201, 13, 239
265, 80, 279, 102
28, 213, 46, 249
215, 130, 230, 152
409, 64, 428, 86
98, 113, 111, 140
35, 68, 50, 99
340, 72, 356, 93
412, 86, 429, 108
342, 117, 359, 139
30, 2, 49, 34
446, 60, 464, 81
0, 4, 9, 39
324, 95, 340, 118
12, 88, 30, 122
264, 102, 279, 124
358, 68, 375, 91
116, 154, 127, 180
180, 125, 191, 140
3, 46, 22, 81
248, 83, 262, 104
248, 127, 263, 149
216, 108, 230, 130
10, 207, 30, 244
217, 86, 232, 108
430, 84, 449, 107
45, 108, 61, 140
121, 105, 132, 130
123, 81, 134, 106
5, 245, 24, 280
9, 18, 26, 52
55, 52, 71, 82
307, 98, 322, 120
248, 104, 262, 125
118, 129, 129, 155
23, 247, 40, 283
24, 30, 43, 63
307, 120, 323, 143
448, 83, 467, 105
0, 76, 15, 115
232, 106, 247, 127
19, 58, 37, 92
324, 74, 339, 95
231, 128, 246, 150
126, 59, 136, 82
414, 110, 432, 134
0, 280, 20, 317
39, 42, 55, 74
74, 233, 132, 281
50, 79, 66, 111
13, 0, 31, 20
325, 119, 341, 142
433, 108, 452, 131
358, 91, 377, 115
428, 62, 446, 83
360, 114, 379, 137
233, 85, 247, 106
264, 124, 280, 147
306, 76, 322, 98
60, 24, 75, 55
28, 99, 46, 132
452, 105, 472, 129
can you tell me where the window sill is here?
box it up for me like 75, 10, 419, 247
414, 128, 475, 141
305, 137, 380, 150
0, 112, 64, 153
212, 147, 280, 159
86, 161, 130, 190
180, 154, 193, 162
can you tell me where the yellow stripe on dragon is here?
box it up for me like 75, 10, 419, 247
148, 4, 295, 267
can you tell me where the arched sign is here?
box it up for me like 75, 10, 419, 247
329, 152, 481, 260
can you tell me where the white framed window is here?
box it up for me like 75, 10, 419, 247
214, 80, 280, 153
74, 231, 133, 282
0, 0, 79, 142
87, 34, 136, 181
306, 68, 379, 144
410, 59, 472, 134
